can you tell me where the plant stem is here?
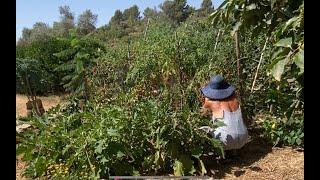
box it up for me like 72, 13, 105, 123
214, 29, 222, 51
251, 36, 269, 92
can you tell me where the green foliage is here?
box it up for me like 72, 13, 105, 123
16, 58, 50, 96
77, 9, 98, 35
17, 1, 304, 178
123, 5, 140, 22
160, 0, 193, 25
17, 96, 223, 178
16, 37, 71, 94
54, 33, 105, 99
262, 115, 303, 147
209, 0, 303, 146
52, 6, 75, 37
198, 0, 214, 17
18, 22, 53, 45
209, 0, 304, 82
143, 7, 159, 20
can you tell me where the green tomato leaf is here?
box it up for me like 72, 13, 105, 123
116, 151, 125, 158
296, 138, 302, 145
246, 3, 257, 10
275, 38, 292, 48
95, 141, 104, 154
199, 159, 207, 176
293, 50, 304, 74
179, 154, 194, 175
173, 159, 184, 176
107, 129, 120, 137
191, 146, 202, 159
271, 57, 287, 81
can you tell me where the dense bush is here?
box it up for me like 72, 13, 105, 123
262, 115, 303, 147
17, 95, 224, 178
53, 32, 106, 100
16, 58, 51, 96
16, 37, 71, 94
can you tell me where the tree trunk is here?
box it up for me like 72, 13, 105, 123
25, 74, 34, 101
25, 74, 41, 116
23, 79, 31, 102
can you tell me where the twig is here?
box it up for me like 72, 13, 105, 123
251, 36, 270, 93
231, 57, 248, 65
214, 29, 222, 51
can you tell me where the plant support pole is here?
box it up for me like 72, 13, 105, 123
234, 30, 249, 125
234, 31, 242, 94
251, 36, 269, 92
144, 18, 150, 37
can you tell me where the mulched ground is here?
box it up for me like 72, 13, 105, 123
205, 135, 304, 180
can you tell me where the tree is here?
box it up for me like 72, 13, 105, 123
16, 58, 48, 115
77, 10, 98, 35
32, 22, 51, 33
210, 0, 304, 83
31, 22, 52, 42
16, 37, 71, 94
160, 0, 192, 25
52, 6, 75, 37
54, 31, 105, 102
110, 10, 123, 25
199, 0, 214, 17
123, 5, 140, 22
143, 7, 158, 20
108, 10, 127, 39
18, 28, 32, 45
18, 22, 52, 44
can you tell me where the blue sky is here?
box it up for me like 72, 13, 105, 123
16, 0, 223, 41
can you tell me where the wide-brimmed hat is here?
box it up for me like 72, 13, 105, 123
200, 75, 235, 100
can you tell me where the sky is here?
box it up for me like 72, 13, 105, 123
16, 0, 223, 42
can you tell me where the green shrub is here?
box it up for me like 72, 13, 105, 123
17, 96, 223, 178
16, 37, 71, 94
262, 115, 303, 147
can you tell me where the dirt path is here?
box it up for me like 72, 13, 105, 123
16, 95, 304, 180
16, 94, 66, 180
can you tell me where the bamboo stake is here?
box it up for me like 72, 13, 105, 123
251, 36, 269, 92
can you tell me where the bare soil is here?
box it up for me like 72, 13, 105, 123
16, 94, 67, 118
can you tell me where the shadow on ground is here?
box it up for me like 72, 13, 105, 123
203, 128, 273, 179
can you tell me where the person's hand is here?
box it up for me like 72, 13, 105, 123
199, 126, 213, 133
199, 107, 210, 116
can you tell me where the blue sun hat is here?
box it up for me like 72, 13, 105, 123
200, 75, 235, 100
